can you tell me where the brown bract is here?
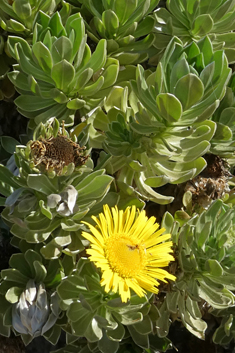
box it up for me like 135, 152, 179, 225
30, 134, 88, 174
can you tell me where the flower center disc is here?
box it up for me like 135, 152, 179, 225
105, 234, 147, 278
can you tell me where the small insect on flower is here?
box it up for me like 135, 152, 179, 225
82, 205, 176, 302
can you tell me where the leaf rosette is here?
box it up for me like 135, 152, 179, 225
0, 248, 63, 345
57, 257, 162, 353
69, 0, 159, 65
7, 11, 119, 128
87, 37, 230, 204
155, 200, 235, 341
0, 0, 60, 36
0, 119, 115, 259
153, 0, 235, 63
210, 74, 235, 166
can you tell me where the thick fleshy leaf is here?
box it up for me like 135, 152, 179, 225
82, 39, 107, 73
15, 95, 55, 112
114, 0, 138, 24
191, 14, 214, 37
51, 37, 73, 64
174, 74, 204, 110
156, 93, 182, 121
27, 175, 57, 194
98, 331, 119, 353
32, 42, 53, 72
5, 287, 23, 304
51, 60, 75, 92
66, 98, 86, 109
12, 0, 32, 20
102, 10, 119, 37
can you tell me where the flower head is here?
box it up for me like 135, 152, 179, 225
82, 205, 176, 302
30, 134, 88, 175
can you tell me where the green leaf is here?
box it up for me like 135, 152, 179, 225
134, 16, 155, 37
107, 321, 125, 341
9, 254, 32, 278
40, 235, 71, 259
9, 19, 26, 32
33, 261, 47, 282
51, 60, 75, 92
156, 93, 182, 122
1, 136, 19, 154
116, 52, 141, 65
198, 278, 234, 308
102, 10, 119, 37
5, 287, 23, 304
200, 62, 215, 89
134, 315, 152, 335
104, 86, 128, 111
170, 59, 190, 93
1, 269, 28, 285
66, 98, 86, 109
50, 88, 68, 104
15, 95, 55, 112
69, 17, 86, 60
128, 325, 149, 349
83, 39, 107, 73
51, 37, 73, 64
145, 175, 171, 187
98, 332, 119, 353
114, 0, 138, 24
48, 12, 65, 37
154, 62, 163, 95
94, 16, 107, 38
71, 311, 96, 336
12, 0, 32, 20
0, 165, 19, 189
57, 276, 86, 301
78, 76, 104, 96
15, 43, 54, 84
113, 311, 143, 326
43, 325, 61, 346
191, 14, 214, 36
174, 74, 204, 110
39, 200, 53, 220
73, 68, 93, 91
76, 175, 113, 203
32, 42, 53, 73
205, 260, 223, 277
102, 63, 119, 89
27, 174, 57, 194
197, 36, 213, 66
8, 71, 30, 91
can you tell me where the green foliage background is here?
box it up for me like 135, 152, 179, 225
1, 0, 235, 352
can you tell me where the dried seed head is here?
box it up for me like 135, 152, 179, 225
30, 134, 88, 174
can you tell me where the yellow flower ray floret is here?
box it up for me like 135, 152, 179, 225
82, 205, 176, 302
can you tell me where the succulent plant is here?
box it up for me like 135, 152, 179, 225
0, 33, 16, 100
52, 335, 172, 353
0, 248, 63, 345
71, 0, 159, 65
7, 10, 119, 128
153, 0, 235, 63
0, 0, 61, 36
210, 74, 235, 166
0, 119, 116, 259
156, 199, 235, 341
86, 36, 230, 204
57, 257, 170, 353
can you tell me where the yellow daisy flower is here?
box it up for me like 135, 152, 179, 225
82, 205, 176, 302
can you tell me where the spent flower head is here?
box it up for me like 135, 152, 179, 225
82, 204, 176, 302
30, 132, 88, 175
